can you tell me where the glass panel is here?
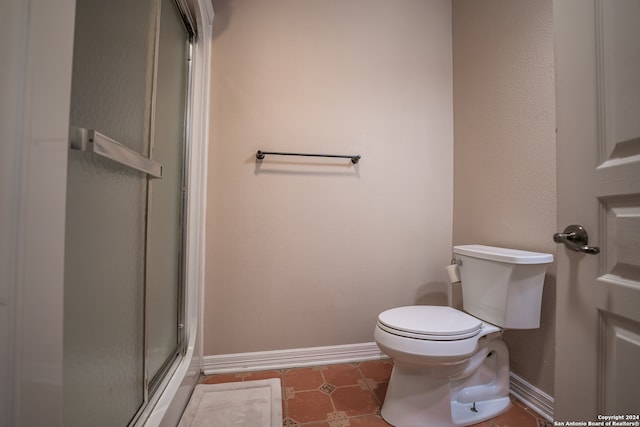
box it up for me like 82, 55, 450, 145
69, 0, 157, 155
64, 0, 157, 424
64, 153, 147, 426
146, 0, 190, 385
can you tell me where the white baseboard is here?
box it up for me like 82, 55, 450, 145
509, 372, 554, 422
202, 342, 554, 421
202, 342, 387, 375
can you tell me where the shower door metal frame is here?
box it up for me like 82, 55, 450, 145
131, 0, 197, 424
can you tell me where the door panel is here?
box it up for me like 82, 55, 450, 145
64, 154, 147, 426
146, 0, 190, 386
69, 0, 158, 155
64, 0, 158, 424
594, 4, 640, 416
65, 0, 194, 423
600, 197, 640, 283
598, 0, 640, 152
600, 314, 640, 414
554, 0, 640, 421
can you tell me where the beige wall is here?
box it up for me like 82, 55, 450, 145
452, 0, 556, 394
205, 0, 454, 355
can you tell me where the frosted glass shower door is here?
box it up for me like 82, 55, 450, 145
64, 153, 148, 426
64, 0, 158, 424
146, 0, 192, 387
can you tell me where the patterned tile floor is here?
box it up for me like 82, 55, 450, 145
201, 360, 552, 427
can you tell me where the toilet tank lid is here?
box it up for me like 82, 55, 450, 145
453, 245, 553, 264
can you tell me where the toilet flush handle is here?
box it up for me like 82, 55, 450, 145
553, 225, 600, 255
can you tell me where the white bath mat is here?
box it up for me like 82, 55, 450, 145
178, 379, 282, 427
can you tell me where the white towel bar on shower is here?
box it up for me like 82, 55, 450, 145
69, 127, 163, 178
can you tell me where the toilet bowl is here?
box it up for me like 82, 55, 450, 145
374, 306, 509, 426
374, 245, 553, 427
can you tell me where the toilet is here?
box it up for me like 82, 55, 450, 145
374, 245, 553, 427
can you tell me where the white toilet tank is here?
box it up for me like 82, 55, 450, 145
453, 245, 553, 329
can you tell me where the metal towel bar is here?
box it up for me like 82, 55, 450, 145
69, 127, 163, 179
256, 150, 361, 164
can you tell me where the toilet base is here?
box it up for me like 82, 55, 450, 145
381, 366, 453, 427
450, 397, 511, 426
380, 338, 511, 427
380, 368, 511, 427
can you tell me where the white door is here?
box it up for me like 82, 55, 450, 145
554, 0, 640, 422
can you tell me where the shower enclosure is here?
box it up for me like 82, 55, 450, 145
63, 0, 201, 424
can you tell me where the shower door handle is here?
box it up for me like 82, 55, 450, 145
553, 225, 600, 255
69, 127, 163, 179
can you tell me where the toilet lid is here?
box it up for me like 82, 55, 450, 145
377, 306, 482, 340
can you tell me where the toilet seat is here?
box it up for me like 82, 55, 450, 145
377, 306, 482, 341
